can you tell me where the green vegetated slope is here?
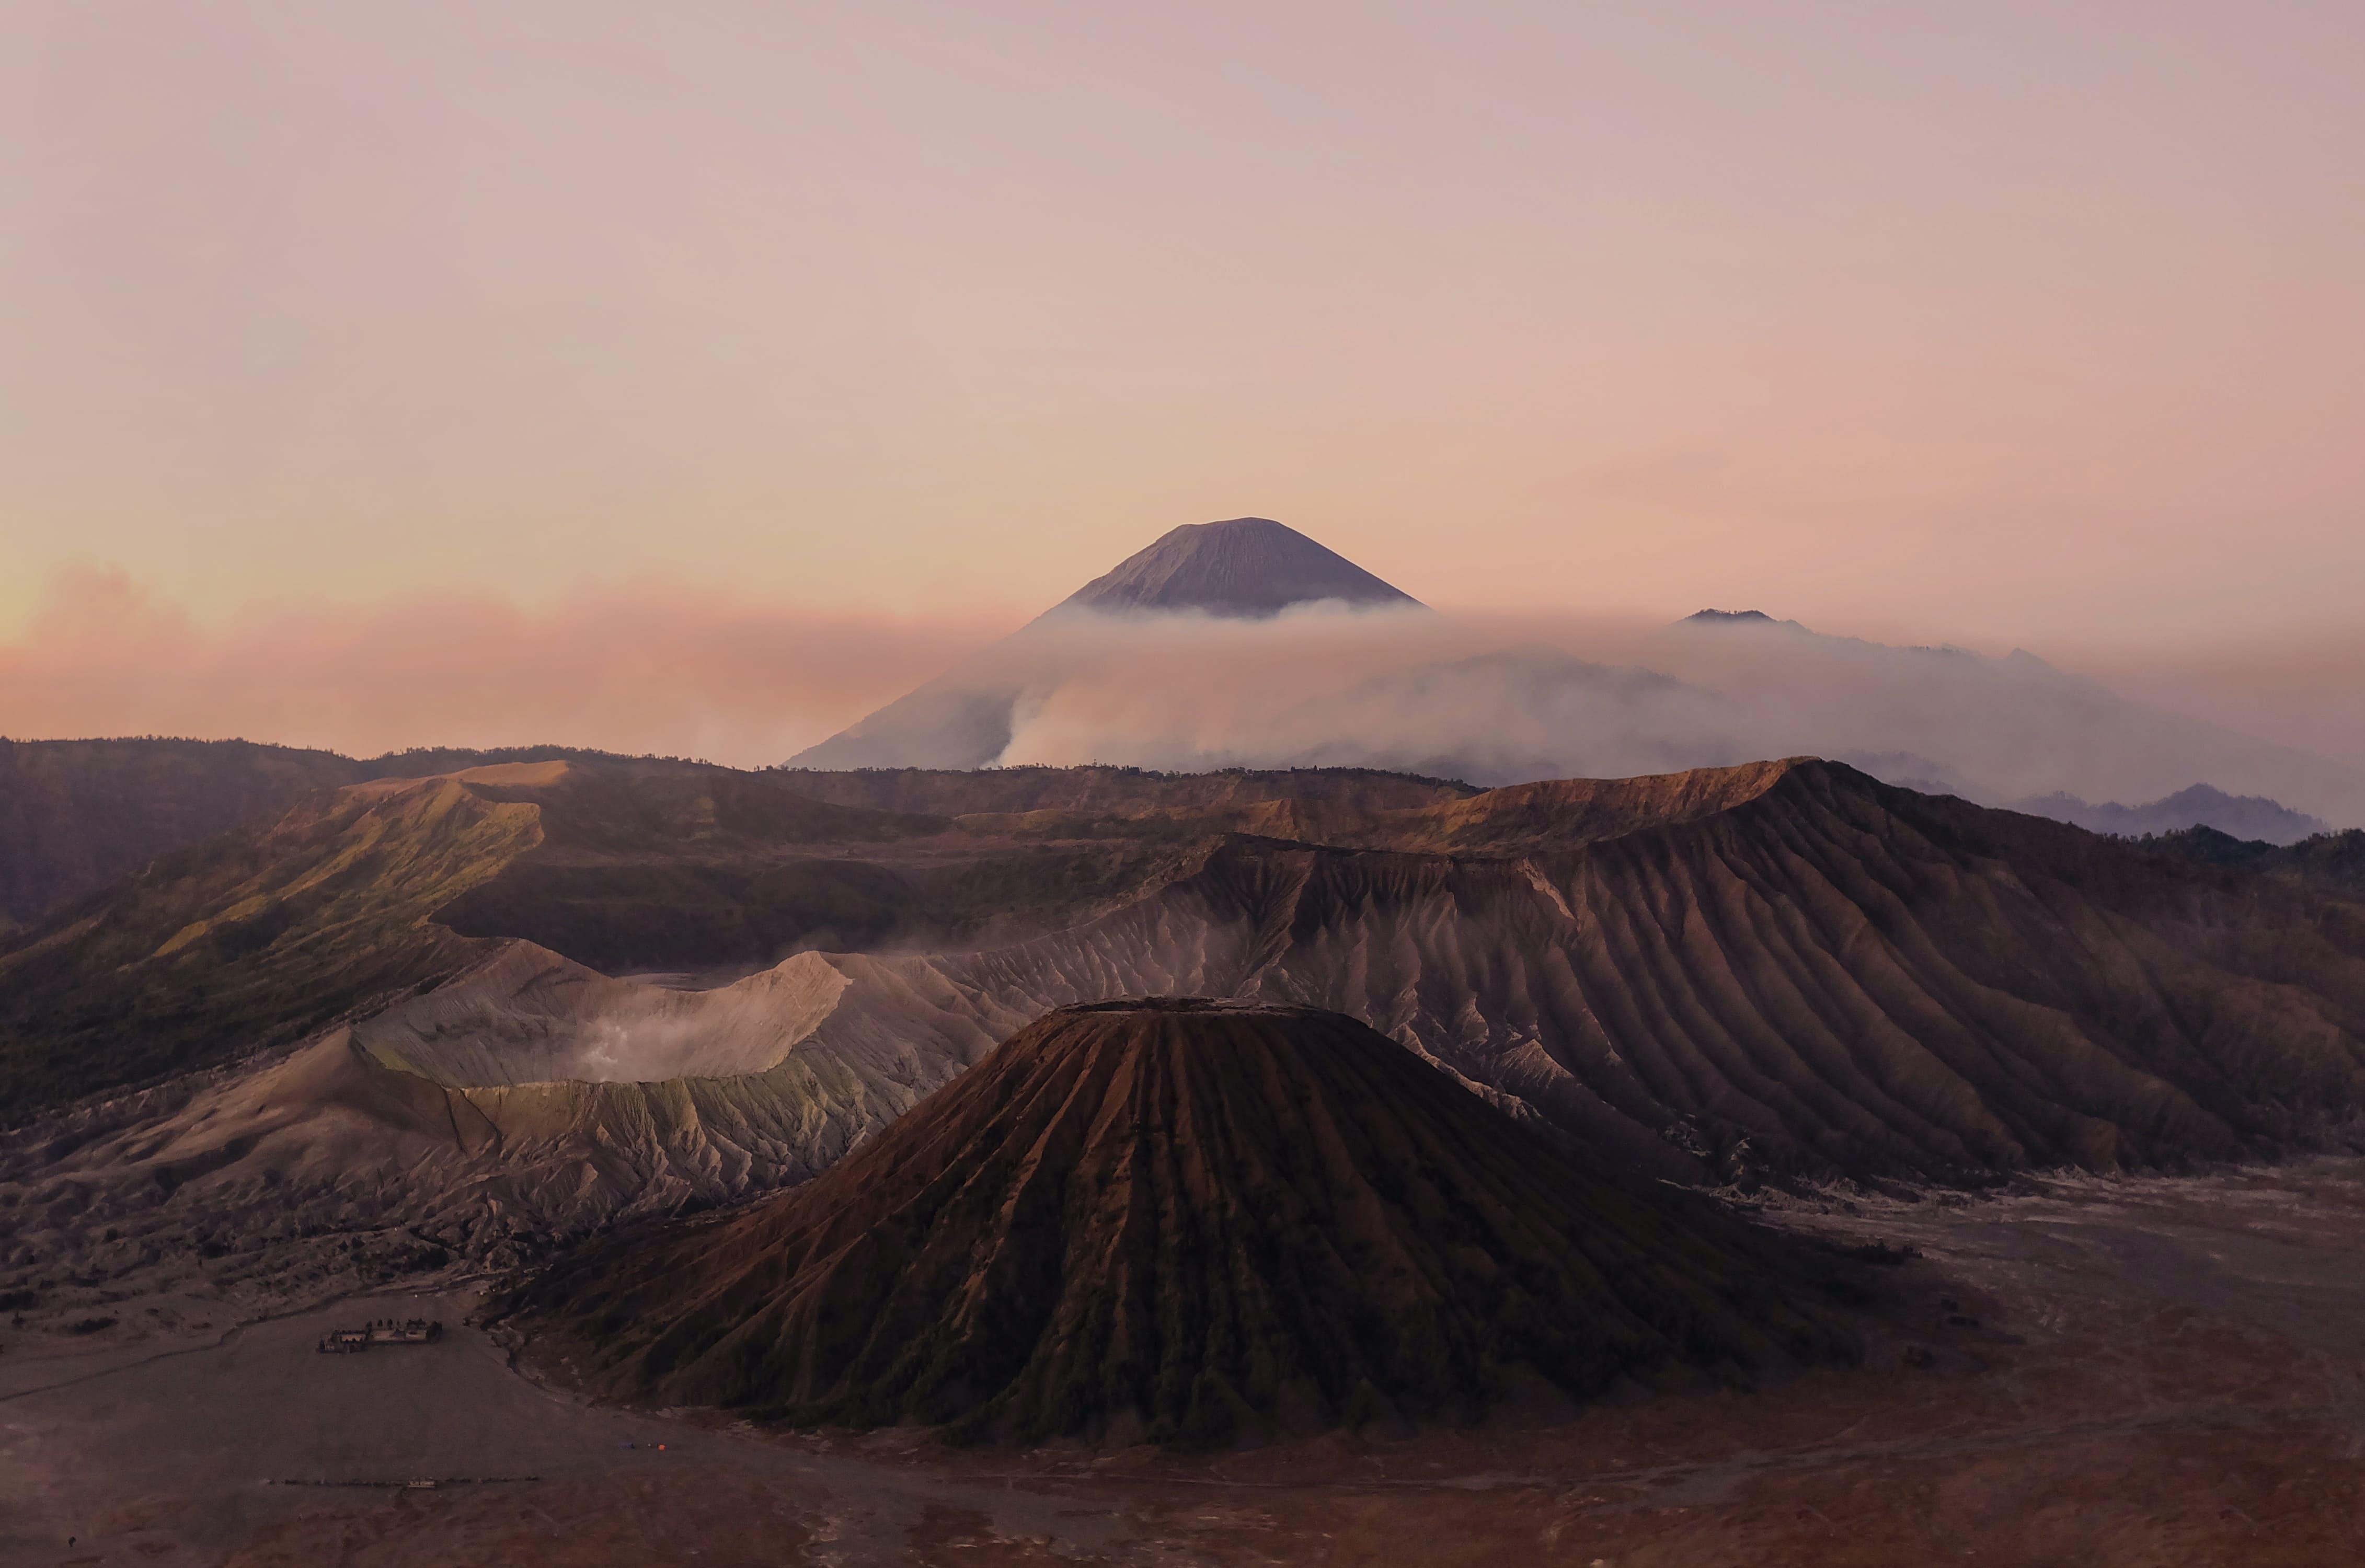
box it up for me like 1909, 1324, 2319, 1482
0, 777, 538, 1111
498, 1000, 1858, 1445
0, 737, 363, 926
0, 736, 649, 927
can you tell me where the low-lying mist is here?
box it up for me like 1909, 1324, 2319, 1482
9, 567, 2362, 831
972, 604, 2365, 828
0, 566, 1010, 766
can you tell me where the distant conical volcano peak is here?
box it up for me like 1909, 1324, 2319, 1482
1680, 608, 1798, 628
1057, 516, 1423, 618
786, 516, 1425, 766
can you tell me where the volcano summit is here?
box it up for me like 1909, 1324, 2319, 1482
497, 998, 1856, 1446
1057, 516, 1422, 618
786, 517, 1427, 769
782, 516, 2365, 828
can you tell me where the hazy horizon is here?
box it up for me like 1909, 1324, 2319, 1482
6, 4, 2361, 774
8, 556, 2364, 816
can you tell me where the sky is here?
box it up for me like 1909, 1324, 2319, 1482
3, 2, 2361, 763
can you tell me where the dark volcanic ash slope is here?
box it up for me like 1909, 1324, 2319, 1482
14, 757, 2365, 1351
24, 756, 2365, 1202
877, 760, 2365, 1183
522, 757, 2359, 1188
500, 1000, 1854, 1446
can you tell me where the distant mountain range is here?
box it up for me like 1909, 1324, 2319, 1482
2149, 823, 2365, 901
2006, 784, 2328, 844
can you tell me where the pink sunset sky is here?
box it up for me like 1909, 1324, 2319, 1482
3, 3, 2360, 764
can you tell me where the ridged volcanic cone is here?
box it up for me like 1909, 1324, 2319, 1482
498, 999, 1857, 1445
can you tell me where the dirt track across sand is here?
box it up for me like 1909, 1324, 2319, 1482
9, 1161, 2365, 1565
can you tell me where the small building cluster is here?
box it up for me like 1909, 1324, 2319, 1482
315, 1317, 444, 1353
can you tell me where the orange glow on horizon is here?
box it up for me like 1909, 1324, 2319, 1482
4, 2, 2360, 736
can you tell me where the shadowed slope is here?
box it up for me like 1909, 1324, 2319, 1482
891, 759, 2365, 1181
0, 756, 943, 1116
0, 738, 653, 929
2153, 824, 2365, 901
18, 750, 2365, 1258
0, 737, 360, 927
775, 763, 1476, 818
559, 757, 2362, 1186
501, 1000, 1855, 1446
0, 775, 535, 1112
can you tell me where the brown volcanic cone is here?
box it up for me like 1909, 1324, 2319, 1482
500, 999, 1856, 1446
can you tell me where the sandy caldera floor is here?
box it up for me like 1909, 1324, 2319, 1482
7, 1160, 2365, 1567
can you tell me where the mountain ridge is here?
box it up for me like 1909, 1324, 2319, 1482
14, 751, 2365, 1341
2006, 782, 2328, 844
16, 754, 2365, 1191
